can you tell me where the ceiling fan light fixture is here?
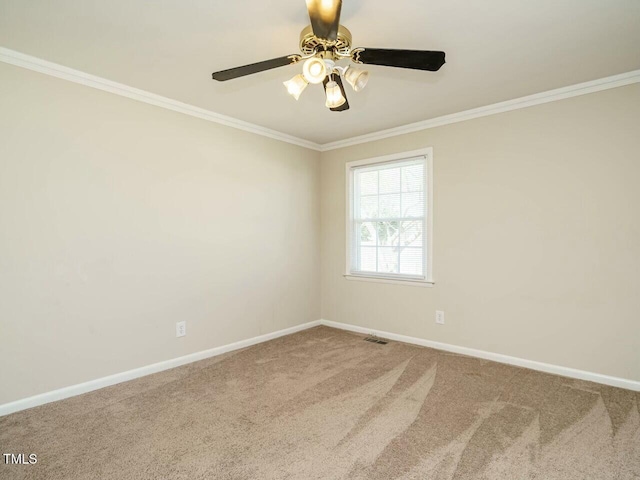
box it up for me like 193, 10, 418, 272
283, 74, 309, 100
211, 3, 446, 113
343, 65, 369, 92
325, 80, 346, 109
302, 57, 328, 84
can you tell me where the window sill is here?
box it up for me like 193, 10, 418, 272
343, 274, 435, 288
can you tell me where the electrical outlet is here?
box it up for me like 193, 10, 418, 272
435, 310, 445, 325
176, 321, 186, 337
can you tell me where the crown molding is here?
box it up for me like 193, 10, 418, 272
0, 47, 322, 152
2, 46, 639, 153
320, 69, 640, 151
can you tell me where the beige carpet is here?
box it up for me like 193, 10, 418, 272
1, 326, 639, 479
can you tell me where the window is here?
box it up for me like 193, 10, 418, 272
345, 148, 433, 285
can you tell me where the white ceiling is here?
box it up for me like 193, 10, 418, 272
1, 0, 639, 144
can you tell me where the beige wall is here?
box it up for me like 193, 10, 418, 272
1, 61, 638, 407
321, 84, 640, 382
0, 63, 321, 404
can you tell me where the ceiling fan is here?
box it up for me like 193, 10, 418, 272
211, 0, 446, 111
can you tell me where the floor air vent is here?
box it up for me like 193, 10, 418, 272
364, 336, 389, 345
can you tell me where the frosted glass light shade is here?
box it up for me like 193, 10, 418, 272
303, 57, 327, 84
325, 80, 346, 108
283, 74, 309, 100
344, 65, 369, 92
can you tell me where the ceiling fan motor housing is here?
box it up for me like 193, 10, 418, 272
299, 25, 353, 58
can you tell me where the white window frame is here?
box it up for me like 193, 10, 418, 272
344, 147, 434, 287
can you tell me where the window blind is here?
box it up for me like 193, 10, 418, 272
350, 156, 427, 279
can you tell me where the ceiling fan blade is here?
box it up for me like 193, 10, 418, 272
352, 48, 446, 72
212, 55, 301, 81
323, 74, 349, 112
306, 0, 342, 42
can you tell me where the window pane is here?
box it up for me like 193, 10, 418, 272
379, 194, 401, 218
359, 246, 377, 271
359, 196, 378, 219
402, 191, 424, 217
400, 221, 423, 247
359, 171, 378, 195
402, 164, 424, 192
378, 247, 399, 274
399, 248, 423, 275
350, 155, 429, 280
379, 167, 400, 194
357, 222, 377, 246
377, 221, 399, 246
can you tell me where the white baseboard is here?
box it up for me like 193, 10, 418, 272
0, 320, 321, 416
319, 320, 640, 392
3, 318, 637, 416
